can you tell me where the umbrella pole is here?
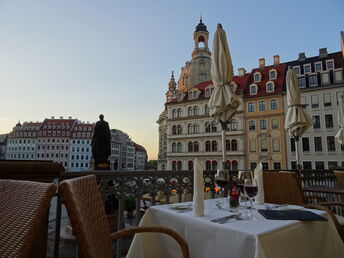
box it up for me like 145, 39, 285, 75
220, 122, 227, 177
294, 136, 302, 172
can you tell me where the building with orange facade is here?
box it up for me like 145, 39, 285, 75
243, 57, 287, 170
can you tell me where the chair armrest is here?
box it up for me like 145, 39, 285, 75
110, 226, 189, 258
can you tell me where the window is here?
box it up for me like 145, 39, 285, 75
231, 140, 238, 151
312, 116, 321, 129
322, 93, 331, 107
311, 95, 319, 109
262, 162, 269, 170
226, 140, 231, 151
321, 72, 330, 85
326, 60, 334, 70
325, 114, 333, 128
212, 141, 217, 151
188, 124, 193, 134
172, 109, 177, 118
194, 142, 199, 152
304, 64, 311, 74
327, 136, 335, 151
270, 99, 278, 110
172, 125, 177, 135
188, 142, 193, 152
193, 124, 199, 134
293, 66, 300, 75
177, 161, 182, 171
259, 119, 267, 130
314, 62, 322, 72
271, 119, 279, 129
269, 70, 277, 80
308, 74, 317, 86
248, 120, 256, 130
258, 101, 266, 111
248, 102, 255, 112
177, 125, 182, 134
211, 122, 217, 132
172, 161, 176, 171
291, 161, 297, 170
205, 161, 211, 170
336, 91, 344, 105
193, 106, 198, 116
250, 85, 258, 95
205, 88, 213, 97
212, 161, 218, 170
188, 161, 193, 171
314, 137, 322, 152
328, 161, 338, 169
249, 140, 256, 152
177, 142, 182, 152
172, 143, 176, 153
272, 139, 280, 152
250, 162, 257, 170
199, 74, 206, 82
205, 141, 211, 151
254, 73, 261, 82
227, 120, 238, 131
273, 162, 281, 170
188, 107, 192, 116
177, 108, 182, 117
302, 137, 310, 152
260, 139, 268, 152
205, 122, 211, 133
298, 76, 306, 88
266, 82, 274, 92
303, 161, 312, 170
315, 161, 325, 169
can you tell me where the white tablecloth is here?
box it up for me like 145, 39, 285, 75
127, 199, 344, 258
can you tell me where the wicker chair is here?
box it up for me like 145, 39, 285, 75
0, 179, 57, 258
263, 171, 344, 242
59, 175, 189, 258
334, 170, 344, 189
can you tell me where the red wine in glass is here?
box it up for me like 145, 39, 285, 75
244, 185, 258, 198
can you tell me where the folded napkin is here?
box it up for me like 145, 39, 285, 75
254, 162, 264, 205
193, 158, 204, 217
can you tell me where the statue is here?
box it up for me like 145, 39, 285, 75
91, 114, 111, 170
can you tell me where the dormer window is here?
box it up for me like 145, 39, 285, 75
293, 66, 300, 75
326, 60, 334, 70
250, 85, 258, 95
254, 73, 261, 82
304, 64, 311, 74
205, 87, 214, 97
266, 82, 274, 92
269, 69, 277, 80
314, 62, 322, 72
199, 73, 206, 82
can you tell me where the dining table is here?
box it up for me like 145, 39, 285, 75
126, 198, 344, 258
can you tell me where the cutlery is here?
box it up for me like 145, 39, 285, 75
211, 214, 237, 223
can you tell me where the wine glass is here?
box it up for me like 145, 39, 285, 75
244, 177, 258, 220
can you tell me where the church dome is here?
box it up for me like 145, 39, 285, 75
195, 18, 208, 32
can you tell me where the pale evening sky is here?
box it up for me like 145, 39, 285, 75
0, 0, 343, 160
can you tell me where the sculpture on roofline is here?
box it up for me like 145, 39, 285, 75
91, 114, 111, 170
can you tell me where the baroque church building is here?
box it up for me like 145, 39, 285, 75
157, 19, 249, 171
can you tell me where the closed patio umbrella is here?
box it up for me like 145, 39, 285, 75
335, 96, 344, 145
208, 24, 241, 172
341, 31, 344, 58
284, 67, 312, 169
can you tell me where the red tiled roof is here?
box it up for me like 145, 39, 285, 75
243, 63, 286, 98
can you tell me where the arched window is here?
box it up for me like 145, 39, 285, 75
188, 107, 193, 116
177, 125, 182, 134
205, 141, 211, 151
172, 109, 177, 118
193, 124, 199, 134
177, 161, 182, 171
269, 69, 277, 80
211, 121, 217, 132
188, 124, 193, 134
205, 105, 210, 115
212, 161, 218, 170
172, 125, 177, 135
231, 139, 238, 151
250, 85, 258, 95
266, 81, 275, 92
205, 160, 211, 170
194, 106, 198, 116
172, 143, 176, 153
254, 73, 261, 83
226, 160, 231, 170
212, 141, 217, 151
177, 108, 182, 117
232, 160, 238, 171
205, 122, 211, 133
177, 142, 182, 152
188, 160, 193, 171
172, 161, 177, 171
226, 140, 231, 151
194, 141, 199, 152
188, 142, 193, 152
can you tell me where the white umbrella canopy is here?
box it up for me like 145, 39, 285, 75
284, 67, 312, 169
335, 96, 344, 145
341, 31, 344, 58
208, 24, 241, 172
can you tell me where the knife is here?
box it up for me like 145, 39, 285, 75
211, 214, 237, 223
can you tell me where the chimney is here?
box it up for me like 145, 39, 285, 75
298, 52, 306, 61
273, 55, 280, 65
238, 67, 246, 77
319, 48, 328, 58
60, 116, 63, 119
51, 116, 54, 119
259, 58, 265, 68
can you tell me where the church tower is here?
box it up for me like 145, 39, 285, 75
192, 17, 211, 58
166, 71, 177, 103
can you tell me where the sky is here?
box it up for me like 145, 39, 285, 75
0, 0, 343, 160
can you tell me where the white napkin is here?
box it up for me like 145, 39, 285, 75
254, 162, 264, 205
193, 158, 204, 217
